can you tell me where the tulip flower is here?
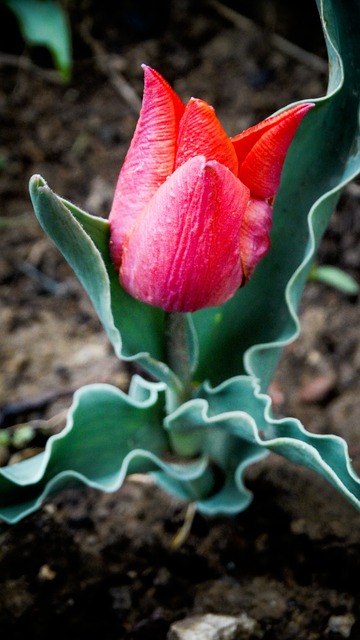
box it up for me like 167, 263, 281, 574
109, 65, 313, 312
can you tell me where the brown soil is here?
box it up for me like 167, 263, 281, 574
1, 1, 360, 638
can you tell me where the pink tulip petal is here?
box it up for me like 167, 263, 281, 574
120, 156, 250, 312
175, 98, 238, 175
240, 198, 273, 284
109, 66, 185, 268
231, 103, 314, 199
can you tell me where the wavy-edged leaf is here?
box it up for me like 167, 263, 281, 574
3, 0, 360, 523
162, 376, 360, 515
29, 175, 197, 390
3, 371, 360, 521
193, 0, 360, 390
0, 376, 234, 523
0, 378, 166, 522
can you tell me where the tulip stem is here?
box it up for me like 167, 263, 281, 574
164, 313, 220, 501
165, 312, 193, 411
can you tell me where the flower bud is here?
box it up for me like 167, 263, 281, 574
109, 66, 313, 312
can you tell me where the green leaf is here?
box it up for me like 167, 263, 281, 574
5, 0, 72, 81
309, 264, 359, 295
162, 376, 360, 515
29, 175, 187, 390
0, 377, 227, 523
0, 378, 166, 522
158, 0, 360, 515
193, 0, 360, 391
2, 0, 360, 522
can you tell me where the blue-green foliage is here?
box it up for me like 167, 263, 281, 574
309, 264, 359, 295
0, 0, 360, 523
5, 0, 72, 81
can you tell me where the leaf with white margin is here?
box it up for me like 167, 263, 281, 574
0, 376, 218, 523
193, 0, 360, 390
161, 375, 360, 515
2, 0, 360, 523
0, 377, 164, 522
29, 176, 199, 390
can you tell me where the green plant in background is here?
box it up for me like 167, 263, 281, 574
1, 0, 360, 524
4, 0, 72, 81
309, 263, 359, 295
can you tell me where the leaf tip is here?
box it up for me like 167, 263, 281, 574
29, 173, 47, 195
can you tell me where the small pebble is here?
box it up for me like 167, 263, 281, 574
326, 613, 355, 638
38, 564, 56, 581
168, 613, 258, 640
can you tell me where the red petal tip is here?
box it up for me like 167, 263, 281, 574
233, 102, 314, 199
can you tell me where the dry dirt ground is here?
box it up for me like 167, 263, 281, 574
1, 1, 360, 638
